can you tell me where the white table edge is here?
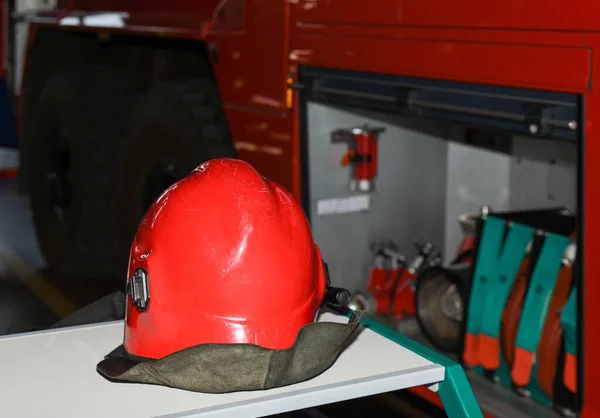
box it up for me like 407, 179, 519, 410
157, 364, 445, 418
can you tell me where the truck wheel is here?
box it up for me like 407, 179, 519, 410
29, 67, 136, 280
114, 79, 237, 275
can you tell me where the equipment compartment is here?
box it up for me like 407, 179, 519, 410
299, 65, 579, 417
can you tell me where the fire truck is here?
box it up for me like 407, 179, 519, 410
13, 1, 598, 417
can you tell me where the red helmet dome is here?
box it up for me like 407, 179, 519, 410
123, 158, 328, 360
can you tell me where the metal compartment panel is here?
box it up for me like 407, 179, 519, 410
295, 0, 600, 32
306, 102, 448, 291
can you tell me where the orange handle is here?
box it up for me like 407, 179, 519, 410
511, 347, 534, 387
478, 334, 501, 370
341, 150, 355, 166
564, 353, 577, 393
463, 333, 480, 367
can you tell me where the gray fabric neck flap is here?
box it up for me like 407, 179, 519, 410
97, 312, 362, 393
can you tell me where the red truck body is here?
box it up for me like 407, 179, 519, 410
18, 1, 600, 417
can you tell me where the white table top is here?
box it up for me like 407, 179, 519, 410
0, 311, 445, 418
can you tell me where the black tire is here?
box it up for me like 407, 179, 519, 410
29, 66, 136, 280
113, 79, 237, 276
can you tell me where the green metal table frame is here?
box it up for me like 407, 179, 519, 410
348, 311, 484, 418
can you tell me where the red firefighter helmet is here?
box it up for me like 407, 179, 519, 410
117, 158, 330, 360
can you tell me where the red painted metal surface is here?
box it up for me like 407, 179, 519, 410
123, 158, 326, 359
582, 60, 600, 418
295, 0, 600, 31
205, 0, 290, 113
289, 35, 590, 93
18, 0, 600, 415
223, 106, 296, 196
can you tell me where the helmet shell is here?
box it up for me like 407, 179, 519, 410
123, 159, 327, 359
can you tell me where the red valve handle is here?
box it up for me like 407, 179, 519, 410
340, 150, 356, 166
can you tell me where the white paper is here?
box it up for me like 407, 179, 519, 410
316, 194, 370, 216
